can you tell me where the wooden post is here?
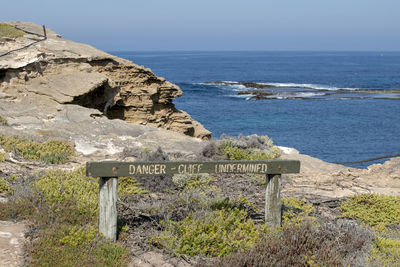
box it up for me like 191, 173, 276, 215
265, 174, 282, 228
99, 177, 118, 241
42, 25, 47, 39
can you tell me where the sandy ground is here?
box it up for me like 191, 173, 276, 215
0, 221, 25, 267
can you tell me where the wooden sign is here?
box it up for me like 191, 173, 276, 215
87, 159, 300, 242
86, 160, 300, 177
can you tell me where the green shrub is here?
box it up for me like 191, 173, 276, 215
247, 174, 266, 185
0, 136, 75, 164
30, 225, 129, 267
370, 233, 400, 266
0, 199, 124, 266
1, 167, 133, 266
94, 242, 130, 267
0, 201, 24, 221
0, 23, 24, 38
151, 208, 262, 257
34, 168, 99, 217
118, 176, 148, 196
172, 173, 222, 215
341, 194, 400, 226
60, 225, 98, 247
210, 196, 259, 213
0, 177, 12, 195
282, 197, 315, 226
341, 194, 400, 266
0, 152, 5, 162
217, 138, 280, 161
0, 116, 7, 126
209, 220, 372, 267
173, 173, 216, 191
34, 168, 148, 218
8, 175, 18, 181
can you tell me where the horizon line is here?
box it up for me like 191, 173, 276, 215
106, 49, 400, 53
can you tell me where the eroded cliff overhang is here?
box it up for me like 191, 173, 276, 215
0, 22, 211, 140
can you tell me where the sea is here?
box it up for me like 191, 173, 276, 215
110, 51, 400, 168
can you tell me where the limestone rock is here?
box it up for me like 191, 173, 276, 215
281, 148, 400, 199
0, 21, 210, 139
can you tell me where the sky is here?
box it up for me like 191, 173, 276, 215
2, 0, 400, 51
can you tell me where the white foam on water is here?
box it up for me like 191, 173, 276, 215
230, 84, 247, 91
295, 92, 326, 97
261, 82, 345, 90
225, 94, 253, 98
197, 81, 361, 92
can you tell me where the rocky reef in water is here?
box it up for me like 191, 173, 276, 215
204, 81, 400, 100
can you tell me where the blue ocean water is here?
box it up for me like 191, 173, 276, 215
111, 51, 400, 168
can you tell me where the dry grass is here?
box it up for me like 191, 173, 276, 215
0, 23, 24, 38
203, 220, 372, 267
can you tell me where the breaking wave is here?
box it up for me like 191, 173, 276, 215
202, 81, 358, 91
200, 81, 400, 100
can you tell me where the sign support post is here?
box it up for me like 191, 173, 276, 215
98, 177, 118, 241
265, 174, 282, 227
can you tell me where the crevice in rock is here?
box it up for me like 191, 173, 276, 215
0, 69, 6, 82
67, 80, 119, 114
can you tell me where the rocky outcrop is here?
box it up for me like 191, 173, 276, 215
281, 147, 400, 200
0, 22, 210, 139
90, 60, 210, 138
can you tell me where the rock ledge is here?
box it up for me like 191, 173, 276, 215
0, 22, 210, 140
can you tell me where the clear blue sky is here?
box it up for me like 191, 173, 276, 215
3, 0, 400, 51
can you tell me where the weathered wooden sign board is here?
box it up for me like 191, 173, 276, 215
86, 160, 300, 177
86, 160, 300, 242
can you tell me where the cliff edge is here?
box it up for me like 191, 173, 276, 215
0, 22, 210, 140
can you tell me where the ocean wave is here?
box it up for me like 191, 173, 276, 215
197, 81, 400, 100
225, 94, 254, 99
260, 82, 342, 90
202, 81, 359, 91
294, 92, 326, 97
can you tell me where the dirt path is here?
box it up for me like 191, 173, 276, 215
0, 221, 26, 267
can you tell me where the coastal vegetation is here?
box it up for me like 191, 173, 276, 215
152, 208, 261, 257
1, 135, 399, 266
0, 23, 25, 39
0, 177, 11, 195
0, 135, 150, 266
0, 115, 7, 125
202, 134, 281, 160
0, 167, 146, 266
341, 194, 400, 266
341, 194, 400, 226
0, 136, 75, 164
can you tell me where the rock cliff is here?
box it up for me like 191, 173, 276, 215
0, 22, 210, 139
